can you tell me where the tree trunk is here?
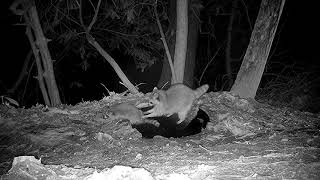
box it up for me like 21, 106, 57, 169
183, 2, 200, 88
225, 0, 238, 90
27, 2, 61, 106
173, 0, 188, 84
230, 0, 286, 99
11, 0, 63, 106
25, 26, 51, 106
157, 0, 176, 89
158, 0, 195, 88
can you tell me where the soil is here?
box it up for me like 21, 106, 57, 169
0, 91, 319, 179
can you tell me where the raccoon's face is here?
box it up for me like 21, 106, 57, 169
149, 90, 162, 105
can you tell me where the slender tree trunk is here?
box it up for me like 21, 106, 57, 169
183, 2, 200, 88
10, 0, 62, 106
25, 27, 51, 106
157, 0, 176, 89
158, 0, 192, 88
225, 0, 238, 89
231, 0, 286, 99
26, 2, 61, 106
173, 0, 188, 84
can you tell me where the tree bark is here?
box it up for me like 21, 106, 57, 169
230, 0, 286, 99
183, 1, 200, 88
157, 0, 176, 89
10, 0, 62, 106
173, 0, 188, 84
25, 26, 51, 106
158, 0, 194, 88
225, 0, 238, 89
27, 2, 62, 106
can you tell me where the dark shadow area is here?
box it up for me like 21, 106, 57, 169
134, 109, 210, 138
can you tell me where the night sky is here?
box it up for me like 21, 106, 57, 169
0, 0, 319, 111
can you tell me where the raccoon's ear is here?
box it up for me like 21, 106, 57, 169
150, 91, 160, 100
152, 87, 160, 94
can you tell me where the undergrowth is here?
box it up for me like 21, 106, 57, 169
256, 62, 320, 113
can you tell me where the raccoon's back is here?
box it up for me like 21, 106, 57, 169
164, 84, 209, 111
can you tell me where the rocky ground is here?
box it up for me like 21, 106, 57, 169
1, 91, 319, 179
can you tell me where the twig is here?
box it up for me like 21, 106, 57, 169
199, 42, 226, 84
239, 0, 252, 31
88, 0, 101, 32
79, 0, 85, 30
100, 83, 111, 95
79, 0, 101, 33
160, 81, 170, 89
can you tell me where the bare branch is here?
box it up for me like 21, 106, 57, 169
79, 0, 86, 30
88, 0, 102, 32
153, 0, 177, 83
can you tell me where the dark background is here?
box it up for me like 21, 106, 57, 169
0, 0, 319, 112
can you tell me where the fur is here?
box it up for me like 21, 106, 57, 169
143, 84, 209, 124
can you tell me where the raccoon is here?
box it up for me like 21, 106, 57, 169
108, 103, 160, 127
143, 84, 209, 124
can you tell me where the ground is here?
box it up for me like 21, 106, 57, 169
0, 91, 319, 179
